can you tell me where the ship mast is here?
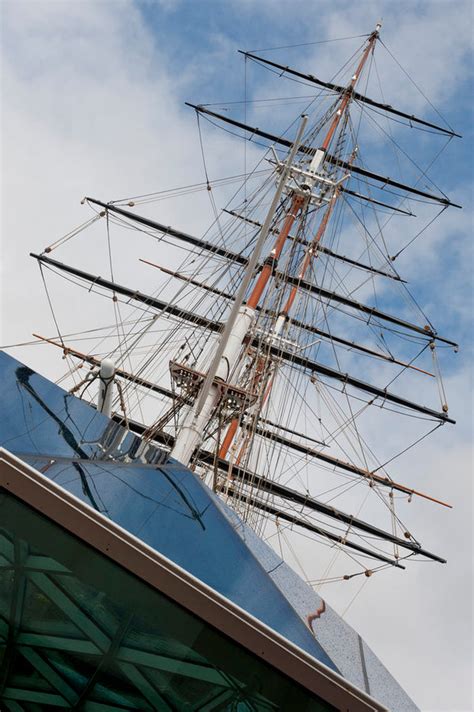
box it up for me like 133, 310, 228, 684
28, 21, 461, 572
170, 23, 382, 466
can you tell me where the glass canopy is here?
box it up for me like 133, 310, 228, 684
0, 487, 334, 711
0, 351, 334, 667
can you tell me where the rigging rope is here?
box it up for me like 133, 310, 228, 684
247, 34, 371, 53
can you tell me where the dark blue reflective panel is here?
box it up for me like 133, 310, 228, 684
0, 351, 336, 670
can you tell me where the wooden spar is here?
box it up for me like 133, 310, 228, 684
84, 199, 458, 347
185, 105, 462, 209
31, 253, 222, 333
257, 416, 327, 446
238, 51, 461, 138
223, 209, 409, 277
244, 423, 452, 509
199, 458, 447, 562
139, 258, 231, 299
140, 257, 434, 375
263, 339, 455, 423
227, 186, 416, 218
105, 192, 409, 279
87, 198, 248, 265
30, 253, 455, 423
33, 333, 453, 510
246, 195, 305, 309
340, 187, 415, 216
223, 488, 406, 568
275, 267, 451, 348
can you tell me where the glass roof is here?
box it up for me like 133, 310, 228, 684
0, 488, 335, 711
0, 351, 335, 668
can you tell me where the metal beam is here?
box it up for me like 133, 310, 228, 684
19, 648, 78, 706
27, 572, 110, 651
224, 488, 404, 567
32, 254, 455, 422
187, 104, 462, 208
223, 209, 407, 279
82, 201, 457, 347
199, 454, 445, 562
117, 647, 231, 686
1, 689, 70, 707
16, 632, 99, 654
116, 663, 172, 710
239, 51, 461, 138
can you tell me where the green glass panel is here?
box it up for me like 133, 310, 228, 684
0, 569, 14, 622
0, 489, 335, 711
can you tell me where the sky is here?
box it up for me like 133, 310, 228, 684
1, 1, 473, 710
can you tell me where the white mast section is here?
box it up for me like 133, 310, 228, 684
97, 359, 115, 417
170, 115, 309, 466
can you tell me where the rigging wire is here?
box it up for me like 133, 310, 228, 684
341, 577, 370, 618
359, 101, 452, 200
379, 39, 456, 133
371, 421, 443, 474
247, 34, 371, 53
38, 270, 62, 350
391, 204, 448, 260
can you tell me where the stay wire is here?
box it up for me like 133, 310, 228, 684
359, 102, 452, 200
379, 39, 456, 133
247, 34, 370, 53
39, 263, 65, 350
371, 421, 443, 474
391, 205, 448, 260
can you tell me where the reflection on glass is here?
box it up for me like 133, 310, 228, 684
0, 352, 336, 667
0, 490, 334, 711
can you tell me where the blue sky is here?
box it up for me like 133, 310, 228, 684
1, 1, 472, 710
130, 0, 473, 359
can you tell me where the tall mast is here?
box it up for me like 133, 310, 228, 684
216, 25, 380, 461
171, 23, 382, 467
169, 116, 309, 465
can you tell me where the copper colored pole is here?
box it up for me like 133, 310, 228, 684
219, 419, 239, 459
246, 194, 305, 310
281, 193, 338, 317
